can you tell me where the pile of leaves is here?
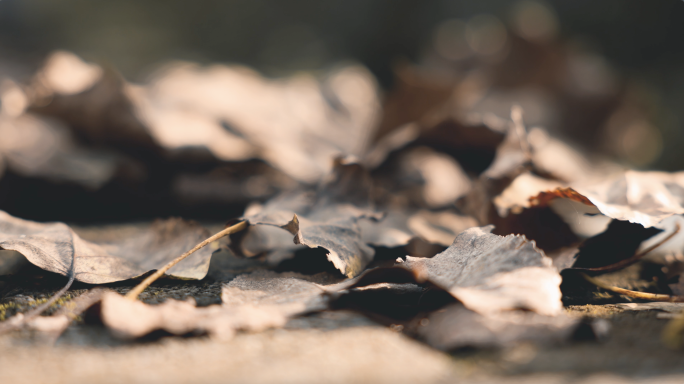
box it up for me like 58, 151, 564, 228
2, 27, 684, 351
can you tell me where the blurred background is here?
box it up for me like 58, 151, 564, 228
0, 0, 683, 223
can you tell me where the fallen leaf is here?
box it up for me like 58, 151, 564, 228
571, 219, 661, 270
527, 127, 620, 183
101, 292, 287, 340
360, 208, 478, 257
417, 304, 580, 350
29, 52, 158, 151
493, 172, 563, 217
0, 211, 216, 283
22, 288, 108, 336
531, 171, 684, 228
372, 146, 472, 209
0, 113, 121, 189
231, 160, 378, 278
399, 226, 562, 316
101, 270, 348, 339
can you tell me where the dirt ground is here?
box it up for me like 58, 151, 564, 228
2, 224, 684, 384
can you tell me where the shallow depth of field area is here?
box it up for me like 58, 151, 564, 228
2, 2, 684, 383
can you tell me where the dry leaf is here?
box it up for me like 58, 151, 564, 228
0, 113, 121, 189
231, 160, 378, 278
101, 292, 288, 340
29, 52, 157, 150
101, 270, 348, 339
399, 226, 562, 316
571, 219, 661, 270
139, 62, 381, 183
29, 51, 384, 185
529, 171, 684, 228
418, 304, 580, 350
0, 211, 215, 283
360, 208, 478, 258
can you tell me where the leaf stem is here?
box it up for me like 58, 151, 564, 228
582, 273, 684, 302
125, 220, 247, 300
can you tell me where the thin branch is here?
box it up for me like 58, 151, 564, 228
582, 273, 684, 302
125, 220, 248, 300
572, 223, 681, 273
0, 272, 75, 335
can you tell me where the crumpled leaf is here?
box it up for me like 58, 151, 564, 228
571, 219, 661, 270
0, 113, 121, 189
360, 208, 478, 258
417, 304, 581, 350
529, 171, 684, 228
231, 161, 378, 278
527, 127, 621, 183
372, 146, 472, 210
101, 292, 288, 340
612, 302, 684, 319
399, 226, 562, 316
29, 51, 158, 151
101, 270, 347, 339
30, 51, 382, 184
0, 211, 215, 283
0, 79, 123, 189
139, 62, 381, 183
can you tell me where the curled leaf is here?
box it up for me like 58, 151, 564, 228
400, 226, 562, 316
232, 161, 378, 278
0, 211, 215, 283
102, 270, 349, 339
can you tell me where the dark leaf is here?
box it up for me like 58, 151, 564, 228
572, 220, 661, 270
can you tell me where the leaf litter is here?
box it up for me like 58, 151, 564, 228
2, 40, 684, 357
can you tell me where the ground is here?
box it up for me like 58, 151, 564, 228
1, 224, 684, 384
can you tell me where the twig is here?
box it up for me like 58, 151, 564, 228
0, 272, 75, 335
125, 220, 248, 300
582, 273, 684, 302
572, 223, 681, 273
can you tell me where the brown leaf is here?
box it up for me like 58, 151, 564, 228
0, 113, 121, 189
0, 211, 215, 283
373, 146, 472, 209
527, 127, 620, 183
231, 161, 378, 278
146, 62, 380, 182
528, 171, 684, 228
571, 219, 661, 270
399, 226, 562, 316
101, 270, 348, 339
101, 292, 288, 340
29, 52, 158, 151
372, 64, 455, 144
418, 304, 580, 350
360, 208, 478, 258
26, 288, 108, 335
29, 51, 382, 185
